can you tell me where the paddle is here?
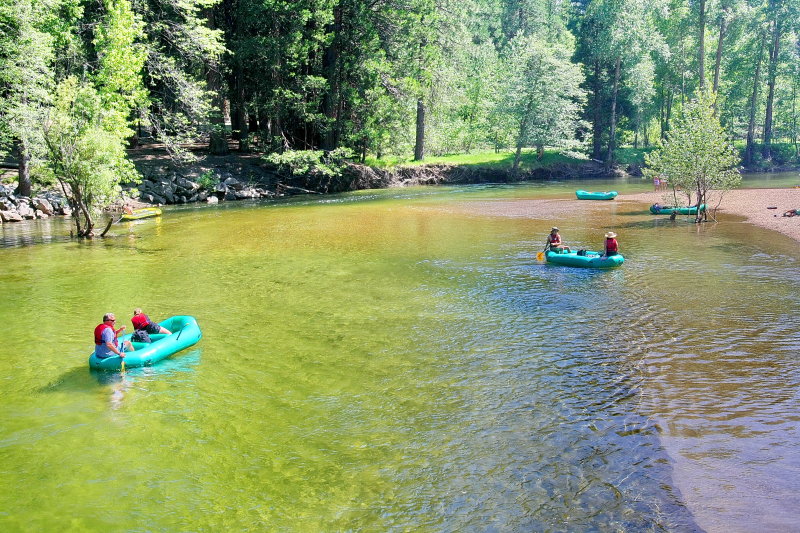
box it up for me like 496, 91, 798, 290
536, 244, 549, 261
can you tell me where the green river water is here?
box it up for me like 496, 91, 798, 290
1, 174, 799, 531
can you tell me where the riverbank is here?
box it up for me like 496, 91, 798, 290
447, 187, 800, 245
619, 188, 800, 243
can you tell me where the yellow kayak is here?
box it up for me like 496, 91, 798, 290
120, 207, 162, 221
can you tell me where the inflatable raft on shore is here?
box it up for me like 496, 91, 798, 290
649, 204, 706, 215
89, 315, 201, 370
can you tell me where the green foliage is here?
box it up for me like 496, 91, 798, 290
197, 170, 219, 191
40, 77, 141, 236
499, 35, 586, 168
264, 148, 354, 178
644, 90, 741, 221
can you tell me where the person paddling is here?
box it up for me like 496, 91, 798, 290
545, 227, 571, 253
602, 231, 619, 257
94, 313, 134, 360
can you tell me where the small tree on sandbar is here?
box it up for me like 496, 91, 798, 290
644, 90, 741, 223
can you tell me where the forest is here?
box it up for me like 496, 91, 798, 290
1, 0, 799, 197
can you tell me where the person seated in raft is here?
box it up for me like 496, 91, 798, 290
131, 308, 171, 343
602, 231, 619, 257
782, 209, 798, 217
546, 227, 571, 253
123, 203, 134, 215
652, 203, 662, 213
94, 313, 134, 359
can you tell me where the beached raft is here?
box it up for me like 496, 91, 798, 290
89, 315, 201, 370
576, 190, 618, 200
120, 207, 162, 221
649, 204, 706, 215
545, 250, 624, 269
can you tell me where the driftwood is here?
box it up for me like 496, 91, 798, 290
276, 183, 321, 195
99, 217, 114, 237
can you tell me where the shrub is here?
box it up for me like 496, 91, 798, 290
263, 148, 353, 178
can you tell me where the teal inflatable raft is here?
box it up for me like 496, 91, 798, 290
649, 204, 706, 215
89, 315, 201, 370
545, 250, 624, 269
576, 190, 618, 200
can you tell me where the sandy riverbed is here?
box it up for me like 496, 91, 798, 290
451, 187, 800, 244
620, 188, 800, 243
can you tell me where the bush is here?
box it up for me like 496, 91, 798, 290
197, 170, 219, 191
263, 148, 353, 178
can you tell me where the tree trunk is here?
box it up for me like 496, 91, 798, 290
606, 56, 621, 170
414, 98, 425, 161
712, 13, 727, 94
793, 76, 799, 157
762, 15, 782, 159
322, 2, 343, 151
698, 0, 706, 89
744, 31, 766, 167
592, 60, 603, 159
15, 141, 31, 197
206, 7, 228, 155
512, 143, 523, 171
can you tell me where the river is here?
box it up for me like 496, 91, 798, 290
0, 173, 798, 531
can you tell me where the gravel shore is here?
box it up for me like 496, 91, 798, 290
619, 188, 800, 243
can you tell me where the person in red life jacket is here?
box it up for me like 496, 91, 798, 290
546, 227, 571, 253
603, 231, 619, 257
132, 308, 171, 336
94, 313, 134, 359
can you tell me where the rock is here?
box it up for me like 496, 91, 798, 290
61, 206, 72, 216
17, 204, 35, 219
206, 195, 219, 204
0, 210, 23, 222
35, 209, 48, 218
34, 198, 54, 215
214, 182, 228, 194
223, 177, 244, 190
0, 198, 15, 211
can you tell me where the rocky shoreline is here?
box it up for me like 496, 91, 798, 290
1, 155, 617, 226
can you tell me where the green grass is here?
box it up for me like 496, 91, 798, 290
365, 148, 589, 170
614, 147, 656, 165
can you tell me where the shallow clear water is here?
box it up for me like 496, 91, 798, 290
1, 178, 799, 531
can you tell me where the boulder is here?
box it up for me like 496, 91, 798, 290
34, 198, 54, 215
206, 195, 219, 204
0, 198, 15, 211
17, 204, 35, 219
35, 209, 48, 218
0, 210, 23, 222
223, 177, 244, 190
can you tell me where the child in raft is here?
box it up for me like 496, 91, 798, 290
546, 227, 571, 253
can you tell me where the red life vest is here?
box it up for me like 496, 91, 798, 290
131, 313, 150, 331
605, 238, 618, 253
548, 233, 561, 245
94, 323, 117, 345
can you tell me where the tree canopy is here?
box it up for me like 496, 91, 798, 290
1, 0, 799, 229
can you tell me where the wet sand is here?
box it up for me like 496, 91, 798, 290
452, 188, 800, 244
620, 188, 800, 243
